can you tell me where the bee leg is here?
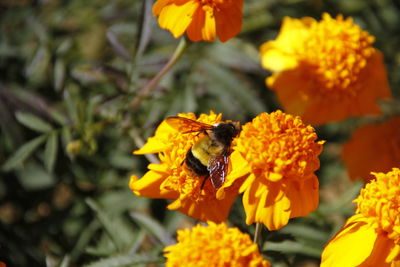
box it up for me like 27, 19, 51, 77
200, 176, 208, 191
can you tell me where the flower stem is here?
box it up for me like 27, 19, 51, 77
131, 37, 188, 108
253, 222, 262, 245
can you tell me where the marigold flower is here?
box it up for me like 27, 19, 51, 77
321, 168, 400, 267
218, 110, 324, 230
342, 116, 400, 183
260, 13, 391, 125
130, 112, 240, 222
152, 0, 243, 42
342, 116, 400, 182
164, 222, 271, 267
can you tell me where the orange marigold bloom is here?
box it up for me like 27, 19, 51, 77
342, 116, 400, 183
130, 112, 240, 222
321, 168, 400, 267
152, 0, 243, 42
164, 222, 271, 267
218, 110, 324, 230
260, 13, 391, 125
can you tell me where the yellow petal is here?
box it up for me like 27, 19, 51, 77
202, 8, 216, 41
321, 219, 378, 267
260, 42, 299, 72
152, 0, 172, 16
158, 0, 199, 38
130, 168, 177, 199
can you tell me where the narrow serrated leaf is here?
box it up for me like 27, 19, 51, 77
15, 111, 52, 133
129, 212, 174, 246
44, 132, 58, 173
2, 135, 47, 171
84, 253, 162, 267
58, 255, 70, 267
263, 240, 322, 258
86, 198, 134, 252
54, 58, 66, 92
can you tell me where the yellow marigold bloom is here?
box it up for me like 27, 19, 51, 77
218, 110, 324, 230
342, 116, 400, 183
260, 13, 391, 125
130, 112, 240, 222
152, 0, 243, 42
164, 222, 271, 267
321, 168, 400, 267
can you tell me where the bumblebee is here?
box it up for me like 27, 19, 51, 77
165, 116, 241, 189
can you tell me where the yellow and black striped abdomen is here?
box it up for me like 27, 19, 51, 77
185, 136, 224, 176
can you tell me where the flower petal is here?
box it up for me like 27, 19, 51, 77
158, 0, 199, 38
286, 176, 319, 218
130, 168, 178, 199
321, 218, 378, 267
215, 0, 243, 42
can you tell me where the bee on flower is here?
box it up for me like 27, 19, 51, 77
130, 112, 242, 223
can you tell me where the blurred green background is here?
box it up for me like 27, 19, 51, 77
1, 0, 399, 266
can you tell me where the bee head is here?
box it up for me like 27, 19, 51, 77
212, 122, 241, 146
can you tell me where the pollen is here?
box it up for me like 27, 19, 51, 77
354, 168, 400, 245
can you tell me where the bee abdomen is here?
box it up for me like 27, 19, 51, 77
185, 149, 208, 176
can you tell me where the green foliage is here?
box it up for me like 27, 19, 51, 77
0, 0, 399, 266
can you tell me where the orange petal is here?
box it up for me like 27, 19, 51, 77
186, 7, 216, 42
158, 0, 199, 38
321, 218, 378, 267
359, 235, 397, 267
152, 0, 172, 16
186, 6, 205, 42
130, 168, 177, 199
215, 0, 243, 42
286, 176, 319, 218
168, 189, 238, 222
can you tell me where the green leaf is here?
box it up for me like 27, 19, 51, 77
86, 198, 135, 252
84, 253, 163, 267
129, 212, 174, 246
15, 111, 53, 133
263, 240, 322, 258
2, 135, 47, 171
44, 132, 58, 173
16, 163, 55, 190
58, 255, 70, 267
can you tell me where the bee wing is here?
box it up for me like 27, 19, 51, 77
165, 116, 214, 134
208, 153, 229, 189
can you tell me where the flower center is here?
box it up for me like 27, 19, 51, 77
299, 14, 375, 95
355, 169, 400, 245
234, 111, 323, 183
